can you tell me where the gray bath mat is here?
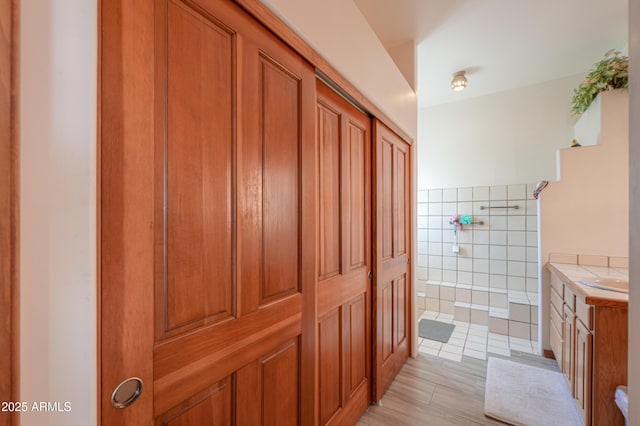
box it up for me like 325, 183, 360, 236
418, 319, 455, 343
485, 357, 582, 425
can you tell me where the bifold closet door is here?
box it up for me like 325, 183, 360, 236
316, 81, 372, 425
100, 0, 316, 424
373, 119, 412, 402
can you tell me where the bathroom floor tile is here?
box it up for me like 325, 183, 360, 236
447, 338, 466, 347
421, 339, 443, 349
422, 311, 439, 320
487, 346, 511, 356
464, 341, 486, 352
441, 344, 464, 354
438, 313, 454, 320
469, 323, 489, 330
418, 346, 440, 356
467, 328, 488, 337
509, 343, 533, 353
488, 332, 509, 342
438, 351, 463, 362
467, 334, 487, 344
509, 337, 532, 346
463, 348, 487, 360
417, 310, 536, 364
487, 339, 510, 350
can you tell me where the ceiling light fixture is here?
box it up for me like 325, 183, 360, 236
450, 71, 468, 92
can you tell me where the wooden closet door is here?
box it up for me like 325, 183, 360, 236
316, 81, 371, 425
0, 1, 18, 425
100, 0, 316, 424
372, 120, 412, 402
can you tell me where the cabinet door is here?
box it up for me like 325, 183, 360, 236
575, 319, 592, 425
549, 286, 564, 366
562, 304, 575, 393
549, 306, 563, 368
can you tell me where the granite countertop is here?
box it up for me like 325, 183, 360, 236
546, 262, 629, 308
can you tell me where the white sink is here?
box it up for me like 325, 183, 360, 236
578, 278, 628, 293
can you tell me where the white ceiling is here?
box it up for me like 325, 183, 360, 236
354, 0, 628, 108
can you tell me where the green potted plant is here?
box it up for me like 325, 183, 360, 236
571, 49, 628, 115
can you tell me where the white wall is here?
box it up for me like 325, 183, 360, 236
540, 90, 629, 258
387, 40, 416, 91
629, 0, 639, 422
20, 1, 97, 425
418, 74, 584, 189
260, 0, 417, 140
539, 90, 629, 353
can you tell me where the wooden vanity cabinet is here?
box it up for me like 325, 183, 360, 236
548, 269, 627, 426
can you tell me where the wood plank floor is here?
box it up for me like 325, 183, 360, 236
357, 351, 560, 425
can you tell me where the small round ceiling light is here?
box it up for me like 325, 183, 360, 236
450, 71, 468, 92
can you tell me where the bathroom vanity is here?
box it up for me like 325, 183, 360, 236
547, 262, 628, 426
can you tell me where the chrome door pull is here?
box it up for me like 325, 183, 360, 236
111, 377, 143, 409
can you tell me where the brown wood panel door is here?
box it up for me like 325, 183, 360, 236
372, 120, 411, 402
316, 81, 371, 426
0, 1, 18, 425
100, 0, 316, 424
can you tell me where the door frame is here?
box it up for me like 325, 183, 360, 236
0, 1, 20, 425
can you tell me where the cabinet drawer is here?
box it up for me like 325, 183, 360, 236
550, 273, 564, 297
564, 285, 576, 311
550, 302, 563, 334
550, 287, 563, 314
576, 296, 593, 331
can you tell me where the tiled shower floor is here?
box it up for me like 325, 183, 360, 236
417, 310, 539, 362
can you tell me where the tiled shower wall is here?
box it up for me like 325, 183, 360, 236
416, 184, 540, 340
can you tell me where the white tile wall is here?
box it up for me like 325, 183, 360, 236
458, 271, 473, 285
490, 185, 507, 200
458, 187, 473, 201
440, 285, 456, 301
490, 293, 508, 309
490, 245, 507, 260
456, 287, 471, 303
474, 230, 489, 244
442, 269, 457, 283
473, 186, 489, 201
490, 274, 507, 289
508, 184, 527, 199
416, 183, 540, 335
443, 188, 457, 202
490, 231, 507, 245
429, 189, 442, 202
474, 244, 489, 259
473, 273, 489, 287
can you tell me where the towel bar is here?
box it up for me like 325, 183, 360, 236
479, 205, 519, 210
